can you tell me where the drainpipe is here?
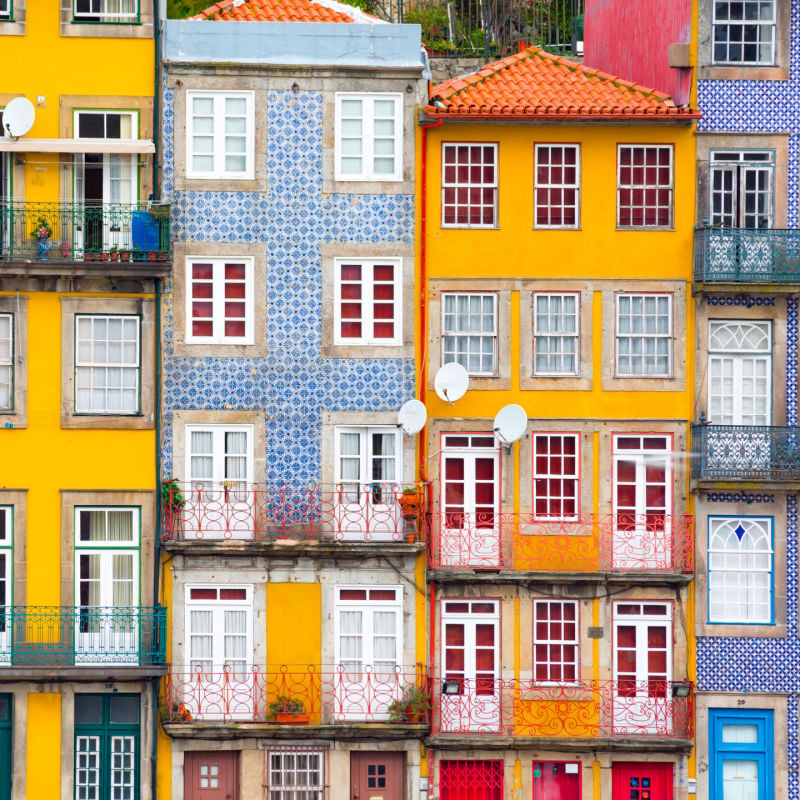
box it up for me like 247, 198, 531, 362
153, 11, 161, 199
152, 275, 163, 800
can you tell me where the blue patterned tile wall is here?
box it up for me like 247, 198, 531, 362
160, 85, 415, 483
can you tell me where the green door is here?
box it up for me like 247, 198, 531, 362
0, 693, 11, 800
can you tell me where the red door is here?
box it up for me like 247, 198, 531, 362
351, 752, 403, 800
533, 762, 580, 800
185, 752, 239, 800
612, 763, 672, 800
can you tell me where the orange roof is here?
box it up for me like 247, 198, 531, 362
427, 47, 700, 120
192, 0, 356, 23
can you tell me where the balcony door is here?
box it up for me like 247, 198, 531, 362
612, 602, 672, 735
0, 117, 8, 257
612, 435, 672, 569
74, 111, 138, 255
0, 508, 9, 665
334, 427, 403, 541
440, 434, 500, 567
74, 508, 139, 665
335, 586, 402, 720
440, 599, 500, 733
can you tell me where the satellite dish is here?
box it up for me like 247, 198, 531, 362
434, 362, 469, 404
2, 97, 35, 138
493, 404, 527, 446
397, 399, 427, 436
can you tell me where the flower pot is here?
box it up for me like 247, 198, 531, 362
406, 533, 416, 543
100, 252, 110, 263
398, 497, 421, 521
110, 252, 119, 262
404, 709, 423, 723
120, 251, 131, 262
146, 251, 157, 262
275, 712, 310, 725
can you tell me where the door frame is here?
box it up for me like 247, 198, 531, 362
350, 751, 404, 800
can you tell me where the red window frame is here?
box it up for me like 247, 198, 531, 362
617, 145, 674, 228
442, 143, 498, 228
533, 433, 579, 520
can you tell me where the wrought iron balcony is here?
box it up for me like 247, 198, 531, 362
428, 512, 694, 573
0, 606, 166, 666
161, 664, 429, 724
431, 677, 694, 740
691, 424, 800, 481
0, 201, 170, 263
162, 482, 426, 544
694, 226, 800, 283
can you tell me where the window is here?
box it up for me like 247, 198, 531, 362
335, 94, 402, 182
712, 0, 776, 65
0, 314, 11, 412
334, 259, 402, 346
186, 425, 253, 489
534, 293, 579, 376
533, 600, 578, 684
186, 585, 252, 674
442, 293, 497, 375
186, 258, 254, 344
708, 320, 771, 425
0, 507, 10, 664
617, 145, 673, 228
73, 0, 138, 22
75, 315, 140, 414
440, 760, 503, 800
335, 586, 401, 674
187, 92, 254, 180
0, 0, 10, 20
613, 435, 671, 521
535, 144, 580, 228
442, 143, 498, 228
533, 434, 579, 520
268, 751, 324, 800
615, 294, 672, 377
0, 695, 9, 800
74, 694, 139, 800
709, 709, 773, 800
710, 150, 774, 228
708, 517, 773, 624
335, 427, 401, 489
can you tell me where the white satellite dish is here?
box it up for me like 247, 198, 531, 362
397, 399, 427, 436
493, 404, 527, 446
434, 362, 469, 404
2, 97, 35, 138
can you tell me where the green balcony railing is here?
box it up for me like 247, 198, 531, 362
0, 606, 166, 666
0, 201, 170, 264
694, 226, 800, 283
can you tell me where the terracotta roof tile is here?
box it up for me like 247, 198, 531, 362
192, 0, 356, 23
427, 47, 699, 120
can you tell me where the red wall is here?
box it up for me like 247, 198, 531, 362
584, 0, 692, 106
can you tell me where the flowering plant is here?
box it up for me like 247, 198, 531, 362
32, 219, 52, 239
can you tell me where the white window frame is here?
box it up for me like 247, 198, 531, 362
712, 0, 777, 65
534, 144, 581, 229
442, 293, 498, 376
186, 91, 255, 180
0, 313, 12, 412
616, 145, 674, 229
532, 433, 579, 521
708, 517, 773, 624
334, 426, 402, 487
185, 425, 254, 487
73, 0, 139, 22
267, 751, 324, 800
441, 143, 498, 229
334, 586, 402, 671
533, 293, 579, 376
0, 507, 11, 663
333, 259, 402, 346
709, 150, 774, 228
708, 320, 772, 425
615, 294, 673, 377
612, 434, 672, 518
74, 314, 141, 415
334, 93, 403, 182
0, 0, 10, 19
533, 599, 579, 685
185, 257, 255, 345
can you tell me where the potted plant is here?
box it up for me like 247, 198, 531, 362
31, 218, 52, 263
161, 478, 185, 539
110, 246, 120, 263
397, 488, 422, 521
120, 247, 131, 262
388, 684, 430, 723
268, 695, 309, 724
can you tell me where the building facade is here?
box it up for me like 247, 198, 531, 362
418, 48, 699, 800
0, 1, 166, 799
157, 6, 428, 799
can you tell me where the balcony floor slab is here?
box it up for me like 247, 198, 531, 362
162, 722, 428, 741
425, 734, 693, 753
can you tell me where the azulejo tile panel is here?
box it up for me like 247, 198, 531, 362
160, 86, 415, 485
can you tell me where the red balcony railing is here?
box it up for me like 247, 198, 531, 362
431, 678, 694, 739
429, 513, 694, 572
163, 482, 426, 543
161, 664, 429, 723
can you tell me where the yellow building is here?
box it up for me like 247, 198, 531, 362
0, 2, 166, 798
417, 48, 699, 800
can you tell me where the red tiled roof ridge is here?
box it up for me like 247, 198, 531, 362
191, 0, 365, 23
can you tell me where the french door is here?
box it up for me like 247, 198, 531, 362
440, 599, 500, 732
612, 435, 672, 569
0, 147, 9, 258
440, 434, 500, 567
612, 602, 672, 734
335, 586, 402, 720
335, 427, 403, 541
0, 537, 8, 665
185, 586, 253, 720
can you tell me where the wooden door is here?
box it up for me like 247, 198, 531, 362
351, 752, 403, 800
533, 761, 580, 800
611, 763, 672, 800
185, 751, 239, 800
